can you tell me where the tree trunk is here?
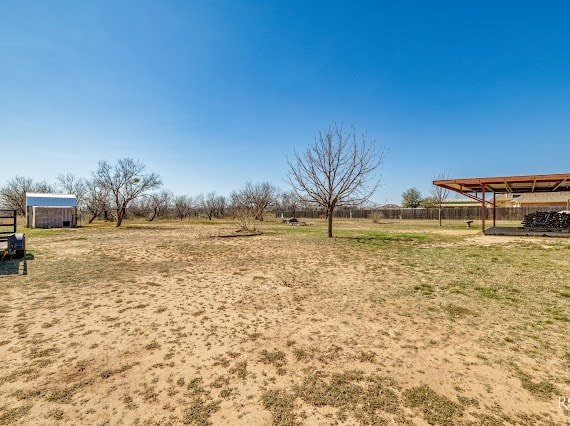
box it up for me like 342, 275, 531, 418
149, 207, 158, 221
116, 206, 125, 227
327, 208, 334, 238
438, 208, 442, 226
88, 214, 97, 224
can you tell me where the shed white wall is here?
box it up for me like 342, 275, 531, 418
30, 207, 77, 228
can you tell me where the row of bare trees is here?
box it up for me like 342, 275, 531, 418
0, 176, 54, 216
0, 159, 162, 227
0, 161, 299, 227
127, 185, 304, 224
1, 124, 390, 236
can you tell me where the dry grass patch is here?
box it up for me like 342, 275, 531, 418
0, 404, 32, 424
261, 389, 299, 426
295, 370, 401, 423
403, 385, 462, 425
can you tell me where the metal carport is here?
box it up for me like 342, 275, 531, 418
432, 173, 570, 233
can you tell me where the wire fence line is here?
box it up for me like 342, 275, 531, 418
275, 206, 564, 221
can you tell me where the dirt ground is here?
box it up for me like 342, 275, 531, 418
0, 219, 569, 425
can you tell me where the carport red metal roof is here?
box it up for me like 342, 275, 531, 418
432, 173, 570, 233
433, 173, 570, 199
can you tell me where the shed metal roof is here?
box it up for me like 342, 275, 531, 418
26, 193, 77, 207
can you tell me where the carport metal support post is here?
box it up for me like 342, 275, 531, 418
481, 184, 486, 234
493, 192, 496, 227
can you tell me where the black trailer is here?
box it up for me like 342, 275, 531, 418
1, 209, 25, 260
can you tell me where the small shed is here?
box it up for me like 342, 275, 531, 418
26, 193, 78, 228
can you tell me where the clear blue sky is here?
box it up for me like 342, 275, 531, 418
1, 1, 568, 204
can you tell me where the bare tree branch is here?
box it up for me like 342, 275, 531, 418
0, 176, 55, 215
57, 173, 88, 210
231, 182, 278, 222
84, 180, 109, 223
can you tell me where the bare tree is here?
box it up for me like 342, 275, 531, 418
84, 181, 109, 223
93, 158, 162, 227
126, 197, 148, 218
431, 172, 450, 226
161, 190, 173, 219
57, 173, 87, 209
192, 193, 206, 218
231, 182, 277, 221
173, 195, 191, 221
287, 124, 384, 238
205, 191, 226, 220
146, 190, 172, 221
277, 191, 300, 218
0, 176, 54, 215
233, 206, 258, 232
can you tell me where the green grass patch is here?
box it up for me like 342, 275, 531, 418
414, 283, 434, 297
475, 286, 499, 299
444, 304, 476, 319
346, 231, 439, 245
517, 371, 558, 400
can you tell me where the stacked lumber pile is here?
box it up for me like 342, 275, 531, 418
522, 211, 570, 230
